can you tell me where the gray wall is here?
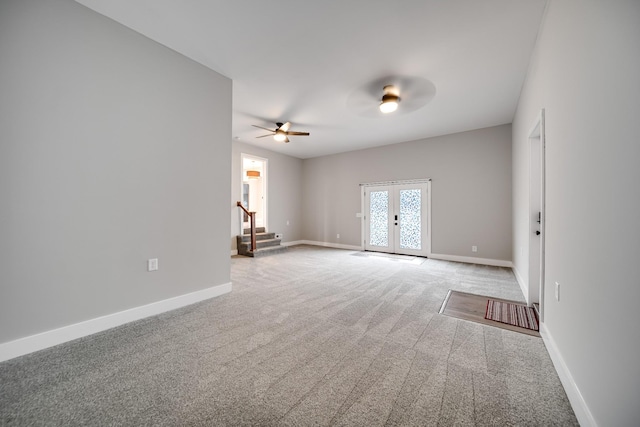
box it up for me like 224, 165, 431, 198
231, 141, 303, 250
512, 0, 640, 425
302, 125, 512, 261
0, 0, 232, 343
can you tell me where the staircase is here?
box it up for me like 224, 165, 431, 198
236, 227, 287, 257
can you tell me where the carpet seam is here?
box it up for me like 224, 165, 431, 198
326, 341, 390, 425
382, 347, 419, 426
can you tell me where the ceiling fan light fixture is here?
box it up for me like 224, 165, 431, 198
273, 130, 287, 142
379, 85, 400, 113
380, 95, 399, 113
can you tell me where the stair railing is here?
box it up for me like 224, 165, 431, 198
236, 201, 256, 252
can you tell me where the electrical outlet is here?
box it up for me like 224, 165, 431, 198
337, 234, 340, 239
148, 258, 158, 272
286, 220, 290, 226
471, 245, 478, 253
555, 281, 560, 301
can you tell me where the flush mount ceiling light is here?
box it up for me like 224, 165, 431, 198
379, 85, 400, 113
246, 170, 260, 179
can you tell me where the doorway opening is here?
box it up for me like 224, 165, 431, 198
241, 154, 267, 231
528, 109, 545, 320
361, 180, 431, 257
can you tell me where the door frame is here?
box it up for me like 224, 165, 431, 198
240, 153, 268, 232
528, 109, 546, 320
360, 179, 432, 257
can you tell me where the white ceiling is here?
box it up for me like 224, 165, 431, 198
75, 0, 546, 159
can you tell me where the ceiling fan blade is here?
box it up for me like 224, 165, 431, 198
284, 137, 290, 143
286, 131, 310, 136
252, 124, 276, 132
279, 122, 291, 132
255, 134, 273, 138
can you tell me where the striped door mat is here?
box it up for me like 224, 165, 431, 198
485, 300, 539, 331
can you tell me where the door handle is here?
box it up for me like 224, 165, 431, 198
536, 230, 541, 235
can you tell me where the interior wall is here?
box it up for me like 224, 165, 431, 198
512, 0, 640, 425
231, 141, 303, 251
0, 0, 232, 344
301, 125, 512, 262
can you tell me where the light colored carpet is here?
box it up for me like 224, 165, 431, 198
0, 245, 578, 425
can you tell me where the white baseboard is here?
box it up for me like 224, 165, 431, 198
234, 240, 361, 253
0, 282, 232, 363
429, 253, 513, 268
512, 265, 528, 300
289, 240, 362, 251
284, 244, 512, 266
539, 323, 597, 427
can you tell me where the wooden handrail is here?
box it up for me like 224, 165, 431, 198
236, 201, 251, 217
236, 201, 256, 252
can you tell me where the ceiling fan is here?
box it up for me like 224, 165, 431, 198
346, 75, 436, 117
252, 122, 310, 143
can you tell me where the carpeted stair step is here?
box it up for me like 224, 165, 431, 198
247, 245, 288, 258
236, 230, 287, 257
238, 238, 282, 251
239, 232, 275, 243
243, 227, 266, 234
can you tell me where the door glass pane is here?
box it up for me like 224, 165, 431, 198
369, 190, 389, 247
399, 189, 421, 250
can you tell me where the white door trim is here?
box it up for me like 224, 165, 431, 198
360, 178, 432, 186
240, 153, 268, 233
528, 109, 546, 319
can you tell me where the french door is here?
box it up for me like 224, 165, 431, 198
364, 182, 430, 256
